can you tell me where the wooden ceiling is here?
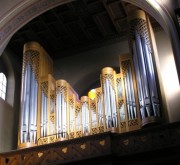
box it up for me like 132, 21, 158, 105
7, 0, 161, 60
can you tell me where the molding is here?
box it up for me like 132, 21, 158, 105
0, 0, 74, 54
0, 122, 180, 164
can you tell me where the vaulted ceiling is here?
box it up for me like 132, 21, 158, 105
7, 0, 161, 60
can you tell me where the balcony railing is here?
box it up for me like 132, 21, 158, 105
0, 121, 180, 165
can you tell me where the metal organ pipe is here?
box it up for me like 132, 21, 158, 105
41, 90, 48, 137
142, 38, 160, 117
56, 80, 68, 139
102, 67, 118, 130
40, 90, 44, 137
20, 62, 28, 143
33, 78, 38, 143
124, 75, 130, 119
128, 65, 136, 119
81, 96, 89, 135
103, 80, 111, 128
69, 104, 74, 132
62, 94, 67, 138
56, 91, 60, 136
135, 32, 152, 117
109, 82, 117, 127
44, 93, 48, 137
24, 63, 31, 142
29, 70, 35, 142
20, 59, 39, 144
97, 93, 103, 126
117, 78, 125, 121
133, 41, 145, 119
75, 107, 81, 132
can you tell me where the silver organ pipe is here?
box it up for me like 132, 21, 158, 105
142, 38, 160, 117
24, 63, 31, 142
132, 41, 145, 119
97, 90, 103, 127
116, 74, 126, 127
126, 65, 136, 119
47, 74, 56, 136
40, 89, 48, 137
56, 92, 62, 137
40, 90, 44, 137
33, 78, 38, 143
56, 80, 68, 139
49, 98, 54, 135
88, 89, 98, 134
29, 71, 37, 143
119, 53, 142, 131
20, 61, 28, 143
69, 100, 74, 132
20, 63, 26, 143
91, 109, 96, 128
81, 96, 90, 135
75, 101, 81, 137
68, 88, 76, 139
135, 32, 151, 117
101, 67, 118, 132
91, 102, 97, 128
20, 58, 39, 145
44, 92, 48, 136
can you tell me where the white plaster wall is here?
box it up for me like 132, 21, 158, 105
155, 30, 180, 122
0, 51, 21, 152
0, 98, 14, 152
54, 40, 129, 96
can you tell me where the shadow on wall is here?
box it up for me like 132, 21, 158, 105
74, 66, 120, 97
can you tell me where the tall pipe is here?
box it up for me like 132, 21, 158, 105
33, 78, 38, 143
29, 70, 35, 142
133, 41, 145, 119
20, 62, 28, 143
142, 38, 160, 117
23, 63, 31, 142
135, 32, 151, 116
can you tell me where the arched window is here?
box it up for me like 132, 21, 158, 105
0, 72, 7, 100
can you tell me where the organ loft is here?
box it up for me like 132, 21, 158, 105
18, 9, 163, 149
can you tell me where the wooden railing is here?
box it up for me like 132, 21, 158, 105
1, 121, 180, 165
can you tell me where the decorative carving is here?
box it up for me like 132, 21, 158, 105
99, 140, 105, 146
62, 147, 67, 153
1, 123, 180, 164
80, 144, 86, 150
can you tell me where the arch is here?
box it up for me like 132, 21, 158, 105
0, 0, 74, 55
0, 0, 178, 77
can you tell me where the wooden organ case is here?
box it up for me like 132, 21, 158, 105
18, 9, 163, 148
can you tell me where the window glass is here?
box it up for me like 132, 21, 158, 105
0, 72, 7, 100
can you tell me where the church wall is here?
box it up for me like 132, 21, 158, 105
0, 50, 21, 152
54, 40, 129, 96
155, 30, 180, 122
0, 98, 14, 152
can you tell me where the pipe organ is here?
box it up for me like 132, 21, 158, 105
101, 67, 119, 132
128, 10, 162, 126
18, 10, 162, 149
19, 42, 53, 148
119, 54, 141, 131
